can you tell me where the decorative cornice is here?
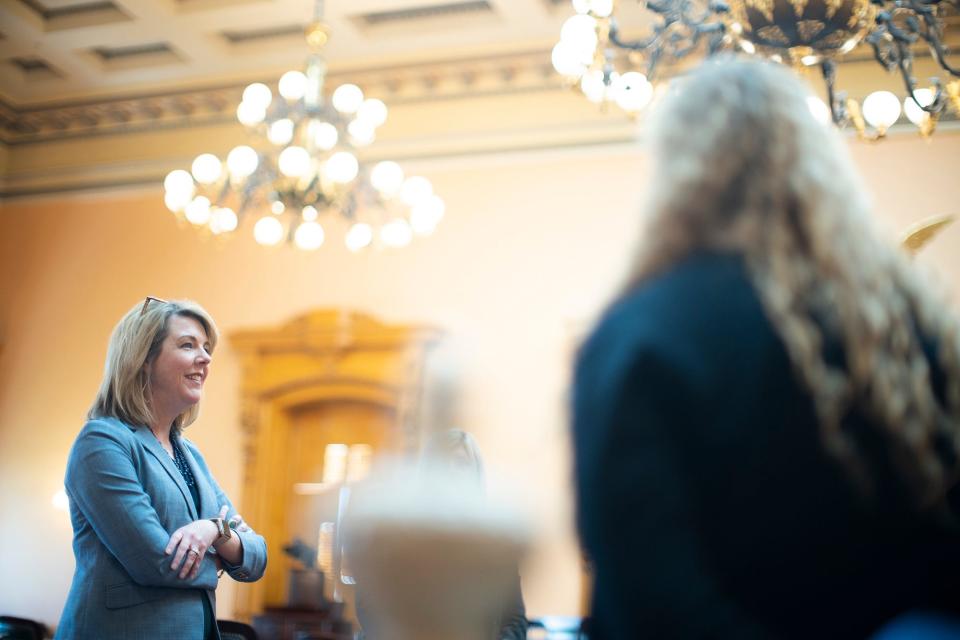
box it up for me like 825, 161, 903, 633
2, 43, 956, 147
0, 49, 558, 146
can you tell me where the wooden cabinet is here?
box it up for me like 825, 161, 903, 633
229, 310, 441, 621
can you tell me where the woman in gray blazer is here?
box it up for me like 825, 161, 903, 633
57, 297, 267, 640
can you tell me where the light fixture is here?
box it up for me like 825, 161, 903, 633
553, 0, 959, 139
163, 0, 445, 250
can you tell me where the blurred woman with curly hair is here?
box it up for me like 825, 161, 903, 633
573, 57, 960, 639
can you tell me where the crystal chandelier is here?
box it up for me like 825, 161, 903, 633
162, 1, 445, 251
552, 0, 959, 139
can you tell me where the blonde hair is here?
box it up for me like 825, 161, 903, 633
626, 56, 960, 508
88, 299, 219, 435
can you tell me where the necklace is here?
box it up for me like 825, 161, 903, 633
172, 440, 197, 488
148, 426, 197, 488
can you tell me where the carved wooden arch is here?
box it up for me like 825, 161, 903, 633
229, 309, 442, 617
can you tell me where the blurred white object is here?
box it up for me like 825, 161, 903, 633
345, 462, 530, 640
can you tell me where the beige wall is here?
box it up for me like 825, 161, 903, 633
1, 128, 959, 629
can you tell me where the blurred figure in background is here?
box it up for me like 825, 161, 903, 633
421, 430, 528, 640
351, 429, 528, 640
573, 57, 960, 639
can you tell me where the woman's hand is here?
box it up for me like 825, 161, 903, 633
227, 512, 251, 533
165, 506, 227, 579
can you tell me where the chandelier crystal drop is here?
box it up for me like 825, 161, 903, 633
163, 1, 444, 250
553, 0, 959, 139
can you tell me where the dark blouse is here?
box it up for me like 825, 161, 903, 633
173, 438, 216, 640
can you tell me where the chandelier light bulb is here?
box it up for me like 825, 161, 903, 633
164, 190, 192, 212
210, 207, 238, 234
345, 222, 374, 252
839, 37, 860, 55
347, 119, 376, 146
191, 153, 222, 185
236, 101, 267, 127
409, 209, 437, 235
268, 119, 295, 146
861, 91, 902, 129
370, 161, 405, 196
226, 145, 259, 179
410, 195, 445, 235
580, 69, 607, 104
310, 121, 339, 150
242, 83, 273, 110
278, 146, 312, 178
805, 96, 832, 125
294, 221, 325, 250
164, 169, 194, 195
278, 70, 308, 101
553, 0, 956, 144
400, 176, 433, 207
184, 196, 212, 225
324, 151, 359, 184
425, 194, 446, 223
380, 219, 413, 248
551, 42, 589, 78
253, 216, 284, 246
356, 99, 388, 128
332, 84, 365, 114
614, 72, 653, 112
560, 14, 599, 60
589, 0, 614, 17
605, 71, 623, 101
903, 88, 935, 126
162, 18, 444, 252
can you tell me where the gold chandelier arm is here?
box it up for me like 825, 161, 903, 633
948, 81, 960, 114
845, 97, 885, 141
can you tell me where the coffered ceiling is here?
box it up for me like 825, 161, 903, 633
0, 0, 956, 199
0, 0, 581, 106
1, 0, 957, 109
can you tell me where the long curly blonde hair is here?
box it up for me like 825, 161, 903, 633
626, 57, 960, 509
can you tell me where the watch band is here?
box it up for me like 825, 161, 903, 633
210, 517, 232, 544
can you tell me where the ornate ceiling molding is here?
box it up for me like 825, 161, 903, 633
0, 49, 557, 146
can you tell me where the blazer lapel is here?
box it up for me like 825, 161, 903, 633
133, 426, 198, 520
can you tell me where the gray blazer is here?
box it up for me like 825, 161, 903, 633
56, 417, 267, 640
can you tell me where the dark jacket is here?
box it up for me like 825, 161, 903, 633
573, 252, 960, 639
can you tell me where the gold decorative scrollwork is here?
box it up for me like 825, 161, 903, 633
797, 20, 826, 41
745, 0, 776, 24
757, 25, 792, 44
788, 0, 810, 18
